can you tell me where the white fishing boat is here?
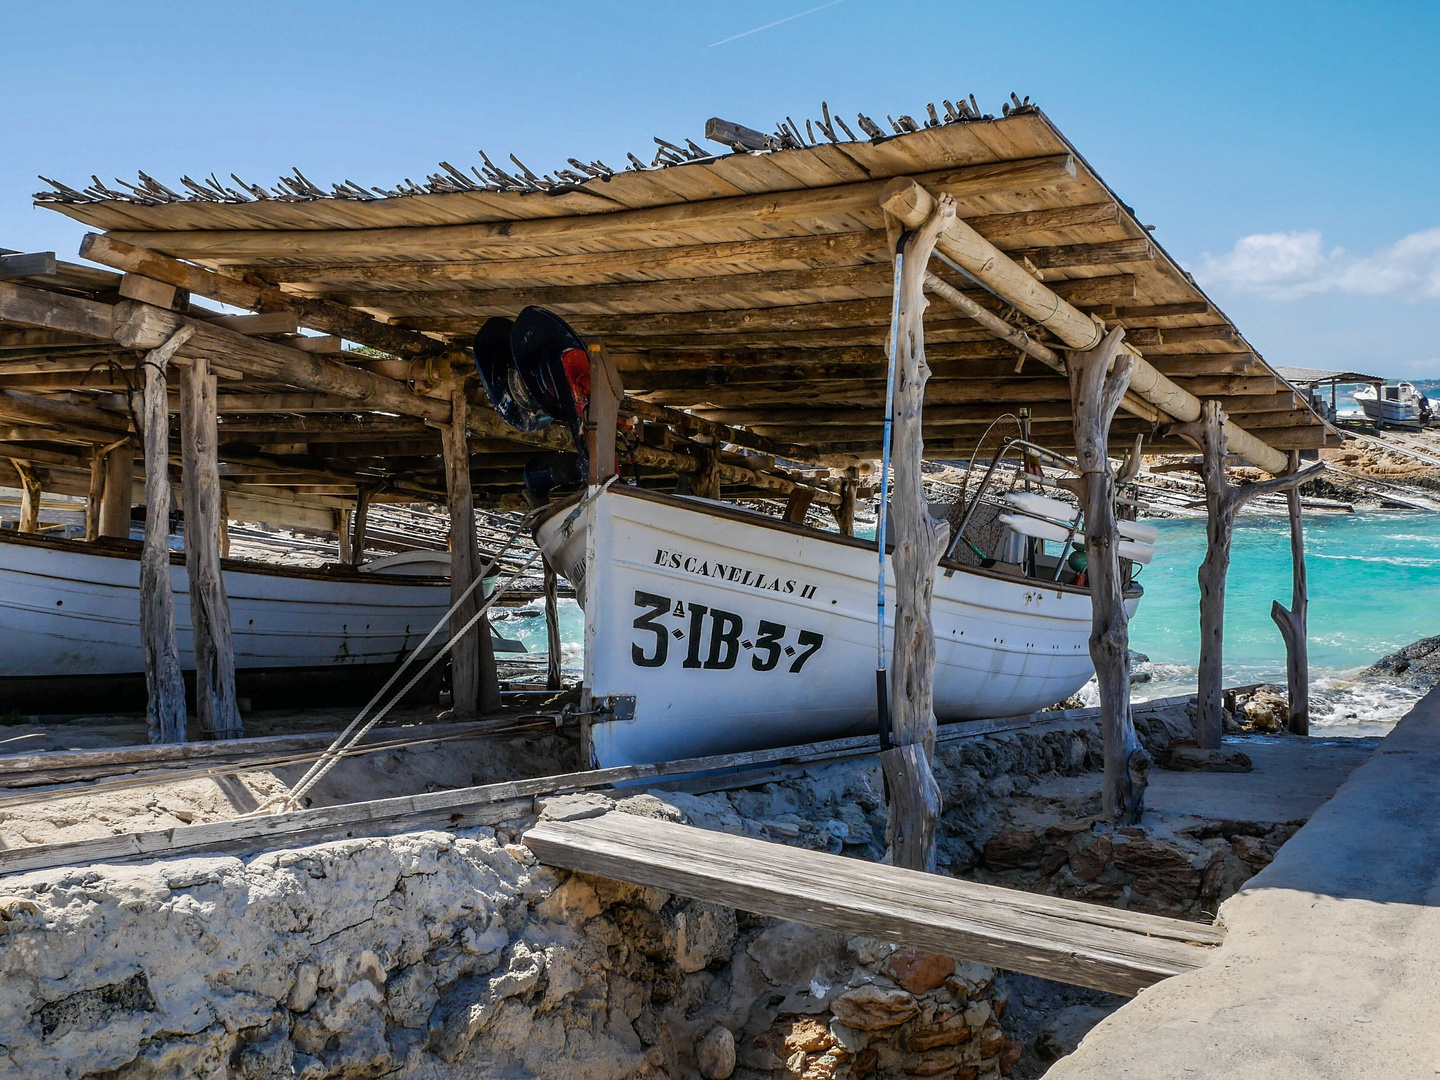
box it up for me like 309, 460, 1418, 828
536, 483, 1147, 768
0, 533, 464, 711
1354, 382, 1428, 426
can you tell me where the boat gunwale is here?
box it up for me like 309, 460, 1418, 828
536, 483, 1105, 600
0, 528, 450, 588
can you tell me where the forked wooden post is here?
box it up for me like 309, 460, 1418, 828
335, 508, 353, 564
1186, 403, 1323, 748
834, 477, 858, 536
1069, 328, 1148, 822
180, 355, 242, 740
137, 327, 193, 743
99, 443, 134, 538
1272, 451, 1310, 736
585, 342, 623, 485
85, 446, 106, 541
13, 460, 41, 534
878, 194, 954, 872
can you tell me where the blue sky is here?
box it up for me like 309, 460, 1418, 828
3, 0, 1436, 379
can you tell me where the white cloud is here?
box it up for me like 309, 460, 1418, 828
1194, 226, 1440, 301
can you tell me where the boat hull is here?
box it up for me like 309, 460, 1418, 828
537, 487, 1135, 768
0, 535, 450, 706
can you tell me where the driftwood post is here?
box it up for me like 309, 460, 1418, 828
544, 562, 563, 692
878, 193, 954, 872
99, 444, 134, 538
137, 327, 194, 743
1188, 402, 1323, 748
335, 509, 352, 564
351, 487, 373, 564
85, 446, 106, 541
1069, 328, 1148, 822
13, 461, 41, 534
180, 355, 243, 740
1272, 451, 1310, 735
834, 477, 858, 537
441, 388, 500, 716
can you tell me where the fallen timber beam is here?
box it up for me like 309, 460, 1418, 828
0, 701, 1195, 880
880, 179, 1291, 475
101, 155, 1081, 263
525, 812, 1219, 996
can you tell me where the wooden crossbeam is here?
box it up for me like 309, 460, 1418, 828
0, 252, 58, 280
525, 812, 1221, 996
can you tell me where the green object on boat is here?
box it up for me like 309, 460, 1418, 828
1068, 547, 1088, 572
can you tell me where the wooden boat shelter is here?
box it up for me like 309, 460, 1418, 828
0, 101, 1333, 760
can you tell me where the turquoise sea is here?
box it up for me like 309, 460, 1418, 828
492, 510, 1440, 737
1130, 512, 1440, 734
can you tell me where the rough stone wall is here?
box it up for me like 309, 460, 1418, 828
0, 818, 1015, 1080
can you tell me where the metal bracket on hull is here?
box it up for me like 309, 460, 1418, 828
595, 695, 637, 724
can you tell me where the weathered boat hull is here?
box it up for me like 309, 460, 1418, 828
536, 486, 1136, 768
0, 534, 450, 709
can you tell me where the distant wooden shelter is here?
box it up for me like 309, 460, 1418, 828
0, 101, 1332, 788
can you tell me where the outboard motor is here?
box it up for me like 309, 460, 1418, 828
473, 306, 592, 476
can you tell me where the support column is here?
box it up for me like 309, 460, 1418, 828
138, 327, 193, 743
1188, 403, 1323, 748
878, 194, 954, 872
99, 443, 134, 538
585, 343, 623, 485
335, 508, 353, 564
1069, 329, 1147, 822
180, 355, 242, 740
85, 446, 106, 541
1272, 451, 1310, 736
13, 461, 41, 534
351, 487, 373, 564
834, 477, 858, 537
441, 388, 499, 717
544, 562, 563, 692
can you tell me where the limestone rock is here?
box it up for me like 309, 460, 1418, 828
538, 876, 602, 923
1362, 634, 1440, 686
749, 921, 847, 985
886, 948, 956, 994
1036, 1003, 1115, 1061
536, 791, 613, 822
696, 1024, 737, 1079
829, 986, 919, 1031
669, 901, 738, 973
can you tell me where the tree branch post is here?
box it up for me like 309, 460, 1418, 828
137, 327, 194, 743
180, 355, 243, 740
1192, 405, 1324, 748
1069, 327, 1148, 823
13, 460, 41, 534
1272, 452, 1310, 735
878, 193, 954, 872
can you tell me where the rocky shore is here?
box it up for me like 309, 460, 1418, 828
0, 691, 1377, 1080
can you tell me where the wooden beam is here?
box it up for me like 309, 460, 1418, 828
881, 179, 1290, 475
524, 812, 1219, 996
200, 311, 300, 336
110, 300, 451, 423
0, 280, 115, 340
0, 252, 58, 280
80, 233, 454, 360
101, 154, 1080, 262
441, 388, 496, 716
180, 356, 243, 739
118, 273, 179, 308
85, 444, 105, 540
1010, 238, 1152, 269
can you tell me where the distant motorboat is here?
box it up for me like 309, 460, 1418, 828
1354, 382, 1429, 426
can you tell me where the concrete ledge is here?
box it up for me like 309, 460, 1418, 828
1046, 685, 1440, 1079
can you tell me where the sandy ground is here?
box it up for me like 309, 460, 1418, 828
0, 708, 578, 850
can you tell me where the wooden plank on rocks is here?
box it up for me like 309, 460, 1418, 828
523, 812, 1221, 996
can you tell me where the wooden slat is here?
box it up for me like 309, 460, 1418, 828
524, 812, 1221, 996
